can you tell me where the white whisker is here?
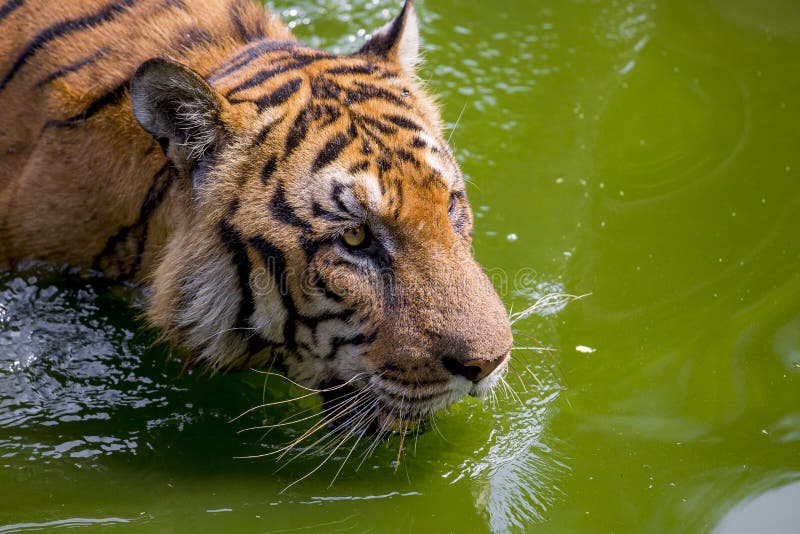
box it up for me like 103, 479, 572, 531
230, 373, 368, 423
510, 292, 591, 325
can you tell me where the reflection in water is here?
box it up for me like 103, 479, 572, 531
463, 385, 567, 532
0, 515, 150, 533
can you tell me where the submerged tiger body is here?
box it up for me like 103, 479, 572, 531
0, 0, 513, 436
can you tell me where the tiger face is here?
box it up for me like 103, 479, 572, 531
133, 1, 513, 435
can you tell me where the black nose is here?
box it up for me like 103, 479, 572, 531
442, 354, 507, 383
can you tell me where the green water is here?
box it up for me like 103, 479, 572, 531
2, 0, 799, 532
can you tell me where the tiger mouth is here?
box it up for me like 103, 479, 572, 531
319, 378, 468, 438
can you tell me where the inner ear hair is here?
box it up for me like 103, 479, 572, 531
131, 58, 226, 162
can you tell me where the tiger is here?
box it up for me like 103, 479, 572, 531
0, 0, 513, 438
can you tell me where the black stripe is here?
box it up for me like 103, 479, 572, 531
311, 76, 341, 100
229, 1, 250, 41
377, 156, 391, 174
410, 136, 427, 148
311, 201, 349, 223
348, 160, 370, 174
360, 139, 372, 155
297, 302, 355, 328
218, 207, 256, 331
312, 272, 344, 302
0, 0, 136, 91
346, 81, 408, 108
218, 214, 289, 366
325, 63, 379, 76
391, 178, 403, 221
250, 116, 284, 149
312, 133, 352, 173
91, 163, 174, 279
260, 157, 277, 184
324, 332, 377, 360
35, 49, 107, 89
357, 114, 397, 135
44, 82, 128, 128
396, 149, 420, 168
210, 39, 295, 81
331, 183, 358, 218
230, 77, 303, 109
313, 103, 342, 128
226, 65, 291, 97
353, 119, 387, 151
284, 105, 313, 157
226, 53, 334, 98
0, 0, 23, 21
384, 114, 422, 131
270, 184, 311, 230
248, 235, 296, 350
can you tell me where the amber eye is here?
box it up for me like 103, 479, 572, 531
342, 225, 368, 248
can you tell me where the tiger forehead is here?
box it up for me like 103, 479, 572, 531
216, 41, 461, 189
306, 165, 453, 231
215, 42, 406, 117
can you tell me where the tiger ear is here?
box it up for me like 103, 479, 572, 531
131, 58, 227, 164
356, 0, 419, 74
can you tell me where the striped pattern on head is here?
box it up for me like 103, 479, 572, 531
128, 0, 514, 434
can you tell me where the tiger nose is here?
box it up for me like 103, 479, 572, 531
442, 353, 508, 383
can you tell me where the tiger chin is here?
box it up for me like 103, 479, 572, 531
0, 0, 513, 439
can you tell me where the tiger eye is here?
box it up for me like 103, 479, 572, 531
342, 225, 367, 248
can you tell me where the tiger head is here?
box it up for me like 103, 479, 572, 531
132, 0, 513, 435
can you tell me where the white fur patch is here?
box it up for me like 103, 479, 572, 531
350, 171, 384, 213
251, 268, 288, 343
171, 239, 247, 369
